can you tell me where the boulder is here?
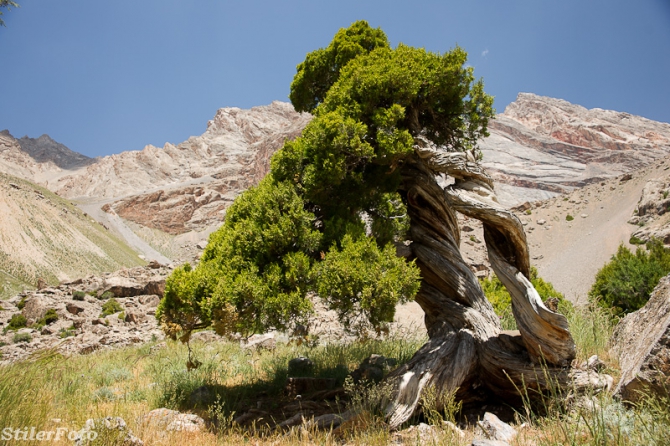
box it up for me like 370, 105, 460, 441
476, 412, 517, 443
610, 274, 670, 402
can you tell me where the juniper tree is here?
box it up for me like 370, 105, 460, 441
158, 21, 580, 426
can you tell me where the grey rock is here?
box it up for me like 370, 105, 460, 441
477, 412, 517, 442
610, 274, 670, 402
243, 333, 276, 351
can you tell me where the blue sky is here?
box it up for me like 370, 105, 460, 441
1, 1, 669, 158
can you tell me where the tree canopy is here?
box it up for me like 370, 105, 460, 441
157, 20, 494, 341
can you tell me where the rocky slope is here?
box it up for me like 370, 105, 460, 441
0, 263, 169, 364
481, 93, 670, 206
0, 172, 145, 299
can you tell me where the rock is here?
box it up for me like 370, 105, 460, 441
288, 356, 314, 375
395, 423, 439, 443
142, 408, 206, 433
124, 312, 145, 324
610, 274, 670, 402
277, 413, 304, 428
537, 219, 546, 225
242, 333, 276, 350
471, 440, 511, 446
476, 412, 516, 443
66, 303, 85, 315
20, 297, 49, 324
190, 331, 221, 343
581, 213, 588, 218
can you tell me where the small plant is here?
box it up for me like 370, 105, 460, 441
100, 298, 123, 317
525, 209, 532, 215
58, 327, 75, 338
663, 190, 669, 199
12, 332, 31, 343
566, 214, 574, 221
629, 235, 646, 245
5, 314, 27, 331
469, 235, 479, 243
99, 291, 114, 300
72, 290, 86, 301
563, 197, 569, 201
92, 387, 116, 402
36, 309, 58, 327
118, 311, 125, 320
16, 296, 27, 310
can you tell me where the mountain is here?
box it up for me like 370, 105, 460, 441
0, 172, 145, 299
480, 93, 670, 205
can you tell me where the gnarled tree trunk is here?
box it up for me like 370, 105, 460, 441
384, 139, 577, 427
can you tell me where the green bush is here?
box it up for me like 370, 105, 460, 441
566, 214, 574, 221
72, 290, 86, 301
480, 267, 570, 330
12, 332, 31, 343
629, 235, 646, 245
36, 309, 58, 327
16, 296, 27, 310
6, 314, 27, 331
589, 239, 670, 314
100, 291, 114, 300
100, 298, 123, 318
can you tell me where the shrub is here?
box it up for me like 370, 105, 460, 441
36, 309, 58, 327
72, 290, 86, 301
12, 332, 31, 343
480, 267, 570, 330
100, 298, 123, 318
16, 296, 27, 310
589, 239, 670, 314
99, 291, 114, 300
566, 214, 574, 221
629, 235, 646, 245
6, 314, 27, 331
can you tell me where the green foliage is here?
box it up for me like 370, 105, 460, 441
316, 235, 421, 334
566, 214, 574, 221
100, 290, 114, 300
100, 298, 123, 318
629, 235, 645, 245
159, 21, 493, 341
589, 239, 670, 314
12, 332, 31, 343
5, 313, 27, 331
480, 267, 570, 330
72, 290, 86, 301
16, 296, 27, 310
36, 309, 58, 327
289, 20, 389, 113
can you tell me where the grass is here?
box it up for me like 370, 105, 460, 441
0, 303, 667, 445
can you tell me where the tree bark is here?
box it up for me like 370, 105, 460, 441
384, 138, 577, 428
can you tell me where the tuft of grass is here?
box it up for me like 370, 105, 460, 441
36, 308, 59, 328
566, 214, 574, 221
12, 332, 31, 343
72, 290, 86, 301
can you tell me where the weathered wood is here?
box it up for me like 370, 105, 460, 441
383, 141, 577, 428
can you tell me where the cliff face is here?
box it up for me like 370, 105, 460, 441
52, 101, 310, 200
480, 93, 670, 204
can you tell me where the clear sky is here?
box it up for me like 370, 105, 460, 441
1, 1, 669, 158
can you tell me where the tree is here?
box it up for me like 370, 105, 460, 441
158, 20, 582, 427
0, 1, 18, 27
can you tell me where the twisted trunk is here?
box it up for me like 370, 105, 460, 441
384, 140, 576, 427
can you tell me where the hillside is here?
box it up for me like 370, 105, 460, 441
0, 172, 145, 299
